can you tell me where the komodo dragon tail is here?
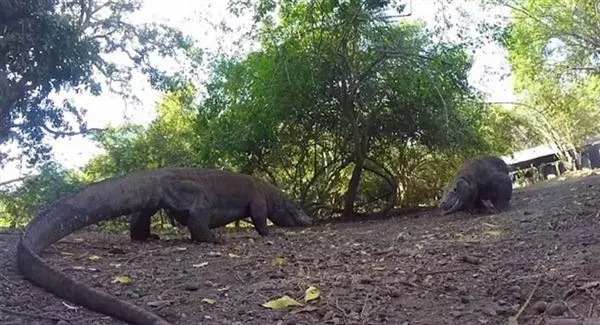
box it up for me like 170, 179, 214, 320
16, 171, 173, 325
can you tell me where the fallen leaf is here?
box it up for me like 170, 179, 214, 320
261, 295, 303, 310
454, 233, 464, 239
109, 263, 122, 268
201, 298, 216, 305
372, 265, 387, 271
271, 257, 285, 266
192, 262, 209, 268
228, 253, 241, 258
485, 230, 503, 237
175, 247, 187, 251
88, 255, 101, 261
112, 275, 132, 285
304, 285, 320, 302
207, 251, 222, 257
60, 252, 74, 256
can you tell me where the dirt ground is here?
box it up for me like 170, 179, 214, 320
2, 171, 600, 325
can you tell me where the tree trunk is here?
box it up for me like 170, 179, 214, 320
342, 154, 365, 220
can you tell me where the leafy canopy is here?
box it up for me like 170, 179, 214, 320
0, 0, 193, 165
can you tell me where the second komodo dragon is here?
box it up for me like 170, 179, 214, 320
16, 167, 312, 325
438, 155, 513, 215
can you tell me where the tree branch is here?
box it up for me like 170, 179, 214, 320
0, 176, 31, 187
42, 125, 105, 137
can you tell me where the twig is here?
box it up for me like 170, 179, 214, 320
333, 298, 349, 325
584, 289, 600, 310
360, 291, 372, 319
508, 276, 542, 325
0, 273, 18, 286
562, 299, 580, 319
359, 289, 382, 325
417, 267, 479, 276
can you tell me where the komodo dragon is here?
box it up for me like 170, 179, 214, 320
438, 155, 513, 215
127, 168, 310, 241
16, 167, 312, 325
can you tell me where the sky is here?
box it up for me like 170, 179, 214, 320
0, 0, 515, 183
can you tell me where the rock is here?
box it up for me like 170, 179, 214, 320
482, 306, 497, 316
108, 247, 126, 254
461, 255, 482, 265
457, 286, 468, 296
508, 285, 521, 293
496, 304, 519, 316
449, 310, 463, 318
358, 277, 373, 284
460, 295, 472, 304
546, 301, 567, 316
183, 282, 200, 291
388, 289, 402, 298
443, 284, 458, 292
533, 300, 547, 314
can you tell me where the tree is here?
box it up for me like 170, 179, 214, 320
0, 161, 84, 227
491, 0, 600, 84
201, 0, 493, 219
490, 0, 600, 166
84, 83, 201, 179
0, 0, 192, 165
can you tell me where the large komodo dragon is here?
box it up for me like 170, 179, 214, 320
438, 155, 513, 215
16, 167, 312, 325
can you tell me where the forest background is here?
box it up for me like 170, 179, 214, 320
1, 0, 598, 229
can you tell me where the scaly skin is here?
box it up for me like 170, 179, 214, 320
128, 168, 311, 242
17, 167, 312, 325
439, 155, 513, 215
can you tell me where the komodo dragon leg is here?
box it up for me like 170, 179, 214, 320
249, 197, 269, 237
129, 208, 160, 241
187, 204, 220, 244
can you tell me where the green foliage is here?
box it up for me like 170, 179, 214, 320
1, 0, 193, 165
0, 0, 522, 226
495, 0, 600, 163
198, 0, 496, 217
0, 162, 85, 227
498, 0, 599, 88
84, 83, 202, 179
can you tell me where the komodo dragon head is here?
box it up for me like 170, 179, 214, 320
268, 197, 312, 227
438, 177, 476, 215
